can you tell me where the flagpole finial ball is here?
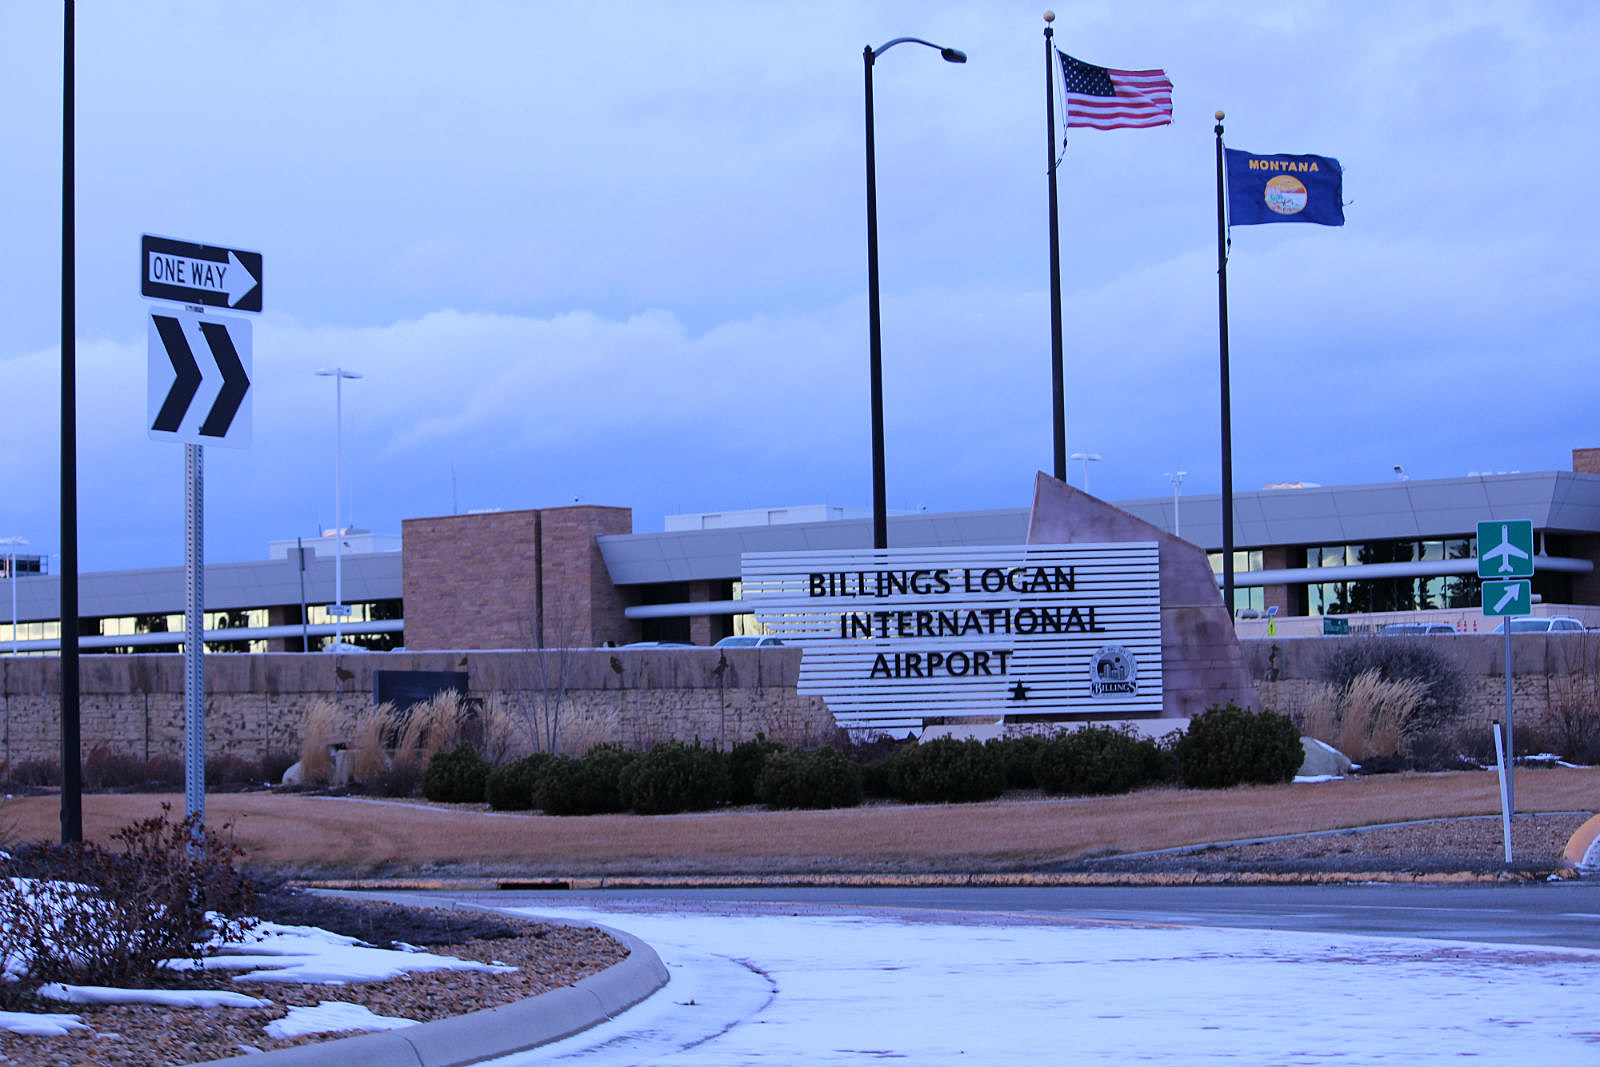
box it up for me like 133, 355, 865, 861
1043, 10, 1055, 22
1215, 110, 1225, 120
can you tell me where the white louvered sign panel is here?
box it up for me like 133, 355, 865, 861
741, 544, 1161, 731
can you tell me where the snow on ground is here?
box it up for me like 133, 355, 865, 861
184, 919, 517, 984
37, 983, 269, 1008
488, 903, 1600, 1066
0, 915, 511, 1036
264, 1000, 419, 1039
0, 1010, 88, 1036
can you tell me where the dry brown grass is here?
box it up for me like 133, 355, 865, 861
1, 767, 1593, 878
1296, 670, 1425, 761
296, 701, 339, 784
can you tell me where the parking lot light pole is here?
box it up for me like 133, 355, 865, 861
316, 368, 361, 649
865, 35, 965, 550
0, 538, 27, 654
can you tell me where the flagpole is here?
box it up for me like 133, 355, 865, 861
1214, 110, 1235, 618
1043, 10, 1066, 483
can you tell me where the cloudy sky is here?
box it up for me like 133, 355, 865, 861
3, 1, 1596, 572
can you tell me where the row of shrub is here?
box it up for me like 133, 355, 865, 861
0, 747, 297, 793
420, 704, 1306, 815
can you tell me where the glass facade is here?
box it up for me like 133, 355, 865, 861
1207, 550, 1264, 615
1299, 537, 1477, 616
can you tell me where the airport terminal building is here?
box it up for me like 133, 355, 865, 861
6, 450, 1600, 655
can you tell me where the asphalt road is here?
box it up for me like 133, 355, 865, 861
477, 881, 1600, 950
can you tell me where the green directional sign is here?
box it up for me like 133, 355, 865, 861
1482, 579, 1532, 617
1477, 519, 1534, 580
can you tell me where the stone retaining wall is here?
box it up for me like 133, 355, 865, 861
0, 634, 1589, 765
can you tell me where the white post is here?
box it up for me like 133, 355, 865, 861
316, 368, 362, 649
1, 537, 26, 654
1165, 471, 1186, 537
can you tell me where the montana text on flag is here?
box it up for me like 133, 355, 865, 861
1056, 51, 1173, 131
1224, 149, 1344, 226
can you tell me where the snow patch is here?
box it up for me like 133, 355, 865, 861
264, 999, 418, 1039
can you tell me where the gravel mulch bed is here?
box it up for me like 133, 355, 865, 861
1058, 812, 1590, 877
0, 889, 627, 1067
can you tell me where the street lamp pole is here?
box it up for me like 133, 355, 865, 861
316, 368, 361, 649
1165, 471, 1187, 537
0, 538, 27, 654
864, 36, 965, 551
1069, 451, 1101, 494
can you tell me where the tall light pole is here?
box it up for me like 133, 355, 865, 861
1165, 471, 1187, 537
865, 35, 966, 550
1069, 451, 1102, 493
316, 368, 361, 649
0, 538, 27, 654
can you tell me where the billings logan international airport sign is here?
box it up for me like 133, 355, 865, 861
741, 544, 1161, 731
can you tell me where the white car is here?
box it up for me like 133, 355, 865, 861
714, 635, 786, 648
1379, 622, 1457, 635
1492, 615, 1586, 633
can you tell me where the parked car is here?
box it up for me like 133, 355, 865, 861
1492, 616, 1586, 633
713, 635, 786, 647
1378, 622, 1457, 635
621, 640, 697, 647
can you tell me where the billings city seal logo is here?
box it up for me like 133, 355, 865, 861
1089, 645, 1138, 697
1263, 174, 1309, 216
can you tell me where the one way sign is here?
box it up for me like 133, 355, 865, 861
142, 234, 262, 313
147, 310, 252, 447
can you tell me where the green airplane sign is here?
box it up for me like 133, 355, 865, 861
1481, 579, 1532, 617
1477, 520, 1534, 580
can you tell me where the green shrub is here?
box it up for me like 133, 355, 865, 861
1321, 637, 1467, 731
755, 747, 864, 809
619, 741, 730, 815
534, 744, 637, 815
1174, 703, 1303, 789
486, 753, 557, 811
420, 743, 490, 803
883, 737, 1006, 804
987, 735, 1047, 789
727, 734, 787, 805
1033, 726, 1150, 796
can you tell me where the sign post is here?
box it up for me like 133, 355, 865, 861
142, 234, 260, 829
1478, 519, 1534, 830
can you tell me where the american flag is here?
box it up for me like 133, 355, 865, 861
1057, 51, 1173, 131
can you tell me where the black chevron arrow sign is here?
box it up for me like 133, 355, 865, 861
146, 310, 253, 447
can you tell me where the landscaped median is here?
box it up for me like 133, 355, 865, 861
2, 766, 1595, 879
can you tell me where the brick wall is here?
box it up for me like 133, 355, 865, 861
402, 510, 542, 650
402, 507, 635, 651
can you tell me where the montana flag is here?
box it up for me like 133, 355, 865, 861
1056, 51, 1172, 130
1224, 149, 1344, 226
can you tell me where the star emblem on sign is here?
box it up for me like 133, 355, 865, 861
1009, 680, 1030, 701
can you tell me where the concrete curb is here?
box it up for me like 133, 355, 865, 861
300, 867, 1577, 891
192, 923, 668, 1067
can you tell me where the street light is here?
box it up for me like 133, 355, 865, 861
0, 537, 27, 655
1069, 452, 1102, 493
1165, 471, 1187, 537
315, 368, 362, 650
865, 35, 966, 550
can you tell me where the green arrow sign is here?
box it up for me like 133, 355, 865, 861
1477, 519, 1534, 579
1481, 579, 1532, 617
